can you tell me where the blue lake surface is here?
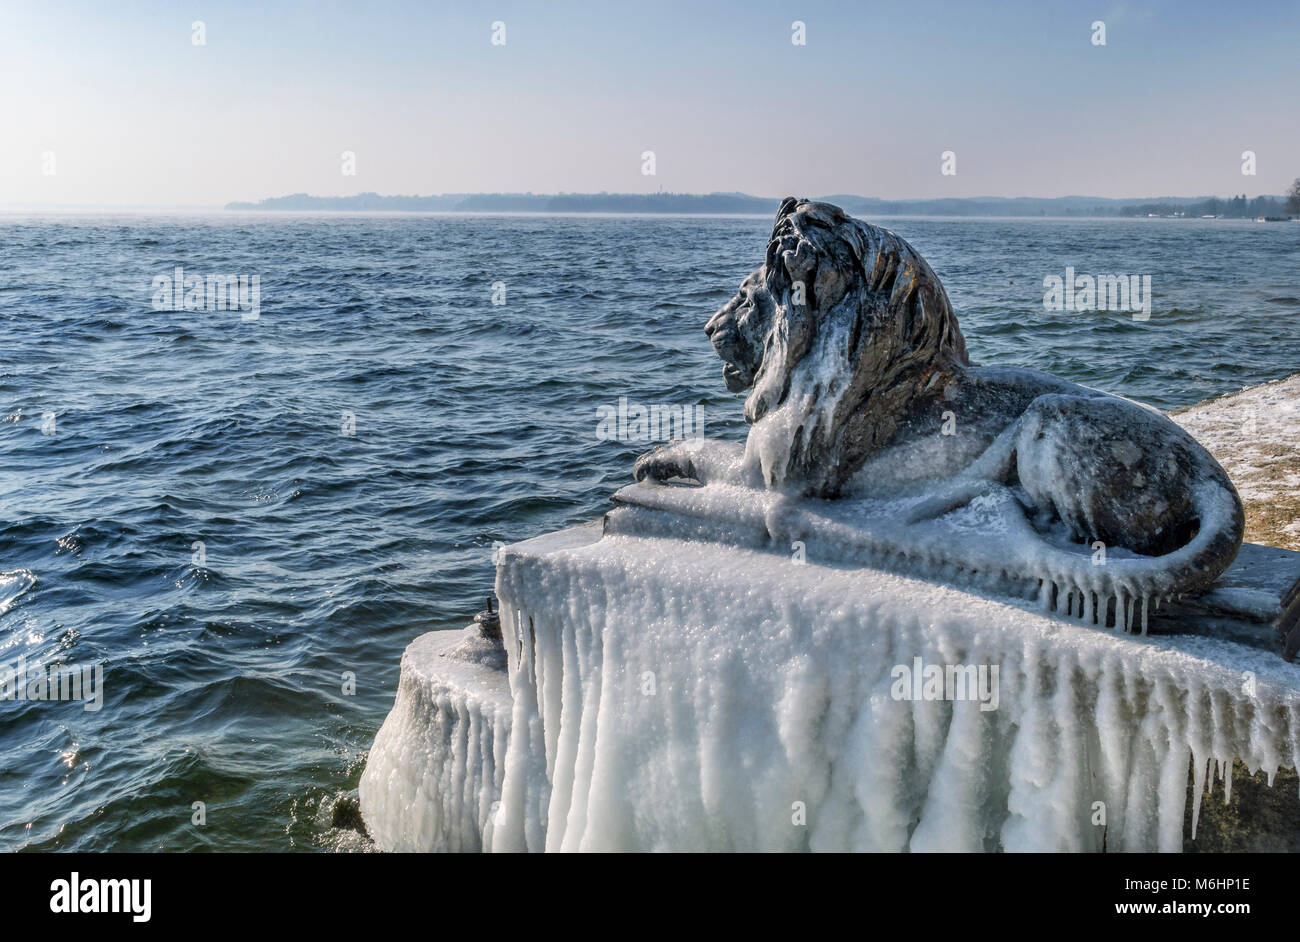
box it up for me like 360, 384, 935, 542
1, 212, 1297, 850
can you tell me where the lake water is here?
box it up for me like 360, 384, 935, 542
1, 212, 1297, 850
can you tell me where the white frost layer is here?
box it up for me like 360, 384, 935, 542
358, 627, 512, 852
1174, 373, 1300, 546
491, 527, 1300, 852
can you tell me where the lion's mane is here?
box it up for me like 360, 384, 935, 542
743, 198, 969, 496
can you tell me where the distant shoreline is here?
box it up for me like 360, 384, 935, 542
7, 209, 1298, 223
221, 191, 1296, 219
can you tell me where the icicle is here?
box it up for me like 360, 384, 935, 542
1191, 753, 1208, 840
1140, 595, 1149, 636
1224, 761, 1233, 804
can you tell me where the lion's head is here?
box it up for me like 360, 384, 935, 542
705, 198, 969, 496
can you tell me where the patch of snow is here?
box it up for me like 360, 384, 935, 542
1174, 374, 1300, 546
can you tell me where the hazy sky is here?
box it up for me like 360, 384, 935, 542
3, 0, 1297, 207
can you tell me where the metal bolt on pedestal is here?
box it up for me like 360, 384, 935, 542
474, 597, 502, 640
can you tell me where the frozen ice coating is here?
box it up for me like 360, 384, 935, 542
360, 200, 1300, 852
362, 524, 1300, 852
358, 627, 512, 852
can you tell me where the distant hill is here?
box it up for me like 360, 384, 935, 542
223, 191, 778, 213
224, 191, 1292, 218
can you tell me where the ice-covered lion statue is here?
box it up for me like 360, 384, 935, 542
634, 197, 1246, 616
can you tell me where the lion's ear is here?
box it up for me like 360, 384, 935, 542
770, 198, 801, 244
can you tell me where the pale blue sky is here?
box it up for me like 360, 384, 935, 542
2, 0, 1297, 207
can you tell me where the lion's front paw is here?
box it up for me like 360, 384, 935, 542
633, 444, 697, 484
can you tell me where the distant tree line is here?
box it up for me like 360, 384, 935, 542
1120, 189, 1296, 218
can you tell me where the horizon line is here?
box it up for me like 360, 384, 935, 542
6, 190, 1290, 214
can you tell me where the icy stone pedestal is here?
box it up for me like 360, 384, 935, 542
359, 628, 511, 852
361, 500, 1300, 852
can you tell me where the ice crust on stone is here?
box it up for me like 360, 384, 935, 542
610, 470, 1235, 641
360, 520, 1300, 852
359, 627, 512, 852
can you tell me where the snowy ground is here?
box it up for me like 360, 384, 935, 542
1174, 373, 1300, 549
